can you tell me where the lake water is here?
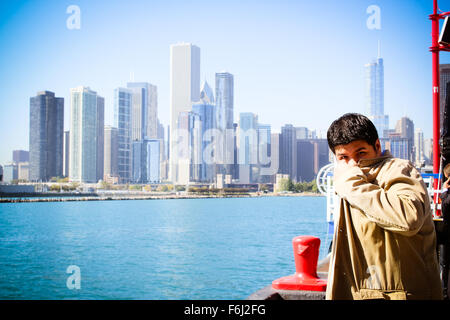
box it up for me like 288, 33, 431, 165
0, 196, 329, 300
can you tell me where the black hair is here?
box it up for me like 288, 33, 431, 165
327, 113, 379, 153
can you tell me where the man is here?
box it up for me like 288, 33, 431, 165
326, 113, 442, 300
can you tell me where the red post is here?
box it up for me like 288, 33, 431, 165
430, 0, 442, 216
431, 5, 440, 178
271, 236, 327, 291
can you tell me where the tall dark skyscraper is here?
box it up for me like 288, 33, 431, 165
440, 64, 450, 130
29, 91, 64, 181
280, 124, 297, 181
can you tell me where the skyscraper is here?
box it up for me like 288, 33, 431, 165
280, 124, 297, 181
365, 55, 389, 138
13, 150, 29, 163
114, 87, 133, 183
127, 82, 158, 140
415, 128, 425, 166
69, 86, 98, 183
257, 124, 271, 183
192, 102, 216, 182
381, 136, 410, 160
146, 139, 161, 183
104, 125, 118, 180
296, 140, 314, 182
215, 72, 234, 130
29, 91, 64, 181
63, 130, 70, 177
175, 110, 199, 184
440, 64, 450, 130
215, 72, 234, 176
96, 96, 105, 181
238, 112, 258, 184
169, 43, 200, 184
395, 116, 415, 162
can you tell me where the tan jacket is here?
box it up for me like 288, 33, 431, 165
326, 151, 442, 300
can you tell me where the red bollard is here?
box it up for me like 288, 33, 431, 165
272, 235, 327, 291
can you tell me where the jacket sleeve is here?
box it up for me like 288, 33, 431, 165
333, 161, 429, 236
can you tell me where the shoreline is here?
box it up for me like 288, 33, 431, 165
0, 192, 324, 203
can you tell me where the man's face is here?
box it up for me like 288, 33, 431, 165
334, 139, 381, 166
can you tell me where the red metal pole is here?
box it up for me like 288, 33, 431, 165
431, 0, 441, 195
430, 0, 441, 195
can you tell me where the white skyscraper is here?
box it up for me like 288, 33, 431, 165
69, 86, 99, 183
169, 43, 200, 183
415, 128, 425, 166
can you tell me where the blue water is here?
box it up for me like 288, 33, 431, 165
0, 196, 328, 300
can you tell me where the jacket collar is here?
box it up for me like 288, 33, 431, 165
358, 150, 393, 168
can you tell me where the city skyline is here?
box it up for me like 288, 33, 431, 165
1, 0, 450, 166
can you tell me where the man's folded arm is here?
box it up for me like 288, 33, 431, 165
334, 164, 428, 236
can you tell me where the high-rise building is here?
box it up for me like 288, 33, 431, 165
132, 138, 161, 183
132, 139, 161, 184
114, 87, 133, 183
257, 124, 271, 183
269, 133, 280, 183
191, 103, 216, 182
3, 163, 18, 183
297, 140, 315, 182
415, 128, 425, 166
424, 138, 433, 165
365, 56, 389, 138
215, 72, 234, 176
132, 140, 144, 183
395, 116, 415, 162
200, 81, 215, 105
69, 86, 98, 183
381, 134, 410, 160
127, 82, 158, 140
63, 131, 70, 177
295, 138, 330, 182
96, 96, 105, 181
104, 126, 118, 180
18, 162, 29, 181
146, 139, 161, 183
237, 112, 258, 184
13, 150, 29, 163
215, 72, 234, 130
440, 64, 450, 129
280, 124, 297, 181
295, 127, 309, 140
311, 139, 330, 174
169, 43, 200, 184
29, 91, 64, 181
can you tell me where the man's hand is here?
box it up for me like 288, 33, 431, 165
333, 158, 365, 199
334, 158, 359, 180
444, 178, 450, 190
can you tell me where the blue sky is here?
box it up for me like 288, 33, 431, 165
1, 0, 450, 165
